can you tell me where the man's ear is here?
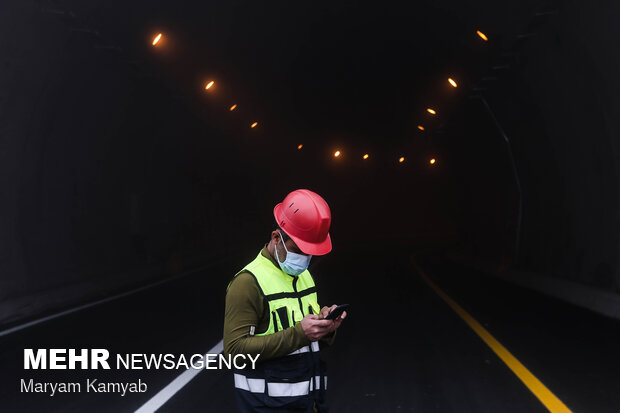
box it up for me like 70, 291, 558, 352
271, 230, 281, 243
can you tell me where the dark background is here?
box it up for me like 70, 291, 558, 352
2, 1, 620, 412
0, 0, 620, 323
2, 0, 619, 324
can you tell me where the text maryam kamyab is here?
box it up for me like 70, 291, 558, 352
21, 378, 147, 397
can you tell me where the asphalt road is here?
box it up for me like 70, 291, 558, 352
1, 245, 618, 412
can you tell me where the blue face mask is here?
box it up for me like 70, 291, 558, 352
275, 231, 312, 276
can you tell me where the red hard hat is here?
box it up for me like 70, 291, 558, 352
273, 189, 332, 256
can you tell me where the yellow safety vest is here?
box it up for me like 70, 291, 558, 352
228, 250, 328, 412
231, 250, 321, 334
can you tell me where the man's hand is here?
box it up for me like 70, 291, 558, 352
319, 304, 347, 333
300, 314, 334, 341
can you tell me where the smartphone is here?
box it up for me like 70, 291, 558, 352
324, 304, 349, 320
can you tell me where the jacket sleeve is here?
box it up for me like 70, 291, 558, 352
223, 272, 311, 362
320, 326, 337, 347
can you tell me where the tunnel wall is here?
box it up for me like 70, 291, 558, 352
0, 0, 269, 326
443, 1, 620, 316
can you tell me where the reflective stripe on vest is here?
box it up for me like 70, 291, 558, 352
234, 374, 265, 393
234, 374, 328, 397
288, 341, 320, 355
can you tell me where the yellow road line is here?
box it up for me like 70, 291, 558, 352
411, 258, 572, 413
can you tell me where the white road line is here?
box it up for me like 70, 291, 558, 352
134, 339, 224, 413
0, 263, 215, 338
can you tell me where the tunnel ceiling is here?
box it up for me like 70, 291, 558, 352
47, 0, 553, 165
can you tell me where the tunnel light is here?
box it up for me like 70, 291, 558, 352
430, 158, 436, 165
417, 125, 425, 131
334, 150, 341, 157
205, 81, 214, 90
251, 122, 258, 128
363, 154, 369, 159
477, 30, 488, 41
229, 104, 237, 111
448, 78, 458, 88
298, 144, 303, 150
427, 108, 436, 115
398, 157, 405, 163
152, 33, 162, 46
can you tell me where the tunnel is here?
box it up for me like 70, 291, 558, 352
1, 0, 620, 412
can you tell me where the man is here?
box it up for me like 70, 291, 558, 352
224, 189, 346, 412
